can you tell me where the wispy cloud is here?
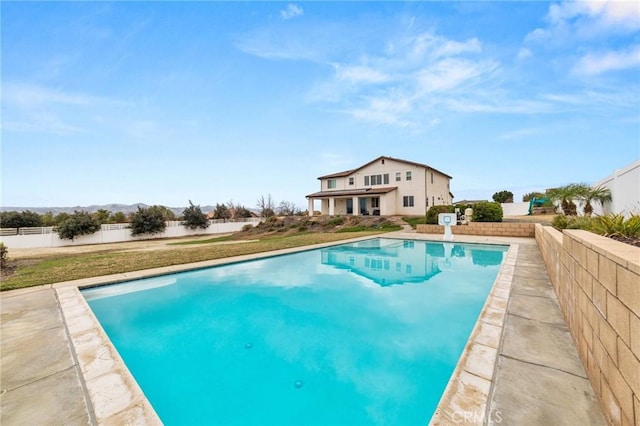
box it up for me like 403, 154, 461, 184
526, 0, 640, 44
280, 4, 303, 20
2, 82, 131, 135
499, 127, 541, 140
573, 44, 640, 75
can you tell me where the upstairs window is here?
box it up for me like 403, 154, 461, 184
383, 174, 389, 184
396, 172, 401, 182
327, 179, 337, 189
406, 171, 412, 181
403, 196, 414, 207
431, 172, 434, 184
364, 176, 370, 186
371, 175, 382, 185
349, 177, 354, 185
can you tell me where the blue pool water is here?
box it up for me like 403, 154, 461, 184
83, 238, 507, 425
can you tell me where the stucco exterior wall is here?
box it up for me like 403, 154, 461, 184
315, 157, 452, 216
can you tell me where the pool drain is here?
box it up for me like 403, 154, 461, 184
294, 380, 304, 389
244, 342, 253, 349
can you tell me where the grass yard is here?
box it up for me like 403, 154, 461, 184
0, 232, 382, 291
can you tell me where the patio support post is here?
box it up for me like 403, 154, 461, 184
307, 198, 314, 216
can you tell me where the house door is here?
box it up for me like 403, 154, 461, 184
346, 199, 353, 214
359, 198, 368, 215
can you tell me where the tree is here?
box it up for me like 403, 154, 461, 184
57, 211, 101, 240
0, 210, 43, 229
182, 201, 209, 230
129, 206, 167, 236
547, 183, 589, 216
579, 186, 612, 216
54, 212, 70, 225
148, 205, 176, 221
109, 211, 128, 223
277, 201, 299, 216
212, 203, 231, 221
93, 209, 111, 224
492, 190, 514, 203
40, 211, 56, 226
522, 192, 545, 202
257, 194, 276, 217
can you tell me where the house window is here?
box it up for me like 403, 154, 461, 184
327, 179, 336, 189
396, 172, 401, 182
431, 172, 434, 184
371, 198, 380, 208
432, 196, 435, 206
383, 174, 389, 184
349, 177, 354, 186
364, 176, 370, 186
406, 171, 412, 181
403, 196, 414, 207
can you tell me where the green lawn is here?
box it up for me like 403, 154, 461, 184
1, 232, 383, 291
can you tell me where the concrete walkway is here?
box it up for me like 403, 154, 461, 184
0, 236, 606, 425
0, 287, 95, 425
487, 243, 605, 425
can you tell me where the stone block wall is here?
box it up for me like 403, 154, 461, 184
417, 222, 535, 238
536, 224, 640, 426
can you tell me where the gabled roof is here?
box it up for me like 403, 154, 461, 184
317, 156, 452, 180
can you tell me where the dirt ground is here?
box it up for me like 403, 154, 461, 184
6, 233, 234, 259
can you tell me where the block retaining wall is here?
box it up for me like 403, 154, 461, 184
416, 222, 535, 238
536, 224, 640, 426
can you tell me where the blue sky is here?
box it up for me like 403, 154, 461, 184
2, 1, 639, 209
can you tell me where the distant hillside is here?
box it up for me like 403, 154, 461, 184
0, 203, 218, 216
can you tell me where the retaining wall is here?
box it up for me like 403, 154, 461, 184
536, 224, 640, 426
416, 222, 535, 238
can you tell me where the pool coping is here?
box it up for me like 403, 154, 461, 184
52, 232, 520, 424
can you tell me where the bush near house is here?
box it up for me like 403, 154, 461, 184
57, 211, 101, 240
472, 202, 503, 222
425, 205, 455, 224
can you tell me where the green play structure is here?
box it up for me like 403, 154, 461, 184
528, 197, 550, 215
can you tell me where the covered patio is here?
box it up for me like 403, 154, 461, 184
306, 187, 397, 216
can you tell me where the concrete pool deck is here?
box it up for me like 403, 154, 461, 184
0, 233, 606, 425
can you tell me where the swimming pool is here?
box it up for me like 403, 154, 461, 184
83, 238, 507, 425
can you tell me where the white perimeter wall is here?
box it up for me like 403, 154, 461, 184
501, 202, 530, 216
0, 219, 260, 249
592, 160, 640, 217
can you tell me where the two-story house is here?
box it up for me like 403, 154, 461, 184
306, 156, 453, 216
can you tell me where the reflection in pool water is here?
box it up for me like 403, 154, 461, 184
83, 238, 507, 426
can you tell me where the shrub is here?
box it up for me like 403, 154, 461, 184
182, 201, 209, 230
129, 206, 167, 236
241, 224, 253, 232
0, 210, 43, 229
492, 190, 514, 203
472, 202, 503, 222
57, 211, 101, 240
551, 214, 569, 230
425, 205, 455, 224
586, 213, 640, 238
0, 243, 7, 268
326, 216, 345, 226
